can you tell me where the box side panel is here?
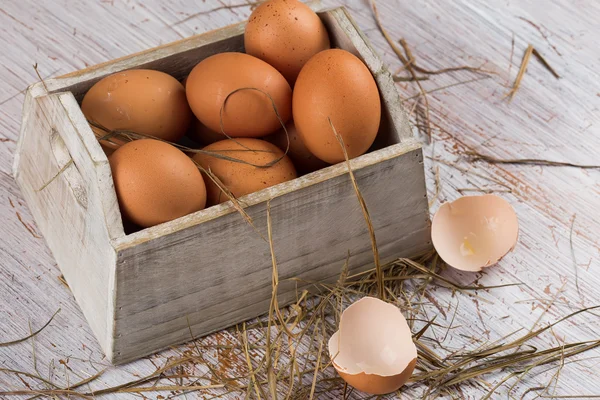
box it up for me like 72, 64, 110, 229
13, 90, 117, 357
112, 148, 431, 364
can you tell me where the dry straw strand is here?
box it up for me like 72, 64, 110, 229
467, 151, 600, 169
506, 44, 533, 101
37, 158, 74, 192
328, 117, 384, 301
33, 63, 49, 92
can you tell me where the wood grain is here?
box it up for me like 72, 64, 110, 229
112, 142, 430, 363
12, 91, 117, 356
1, 0, 599, 398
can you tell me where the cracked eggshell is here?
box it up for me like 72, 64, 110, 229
431, 194, 519, 272
328, 297, 417, 395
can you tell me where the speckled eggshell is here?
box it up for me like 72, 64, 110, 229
293, 49, 381, 164
193, 138, 297, 205
267, 121, 329, 174
110, 139, 207, 228
245, 0, 330, 84
186, 52, 292, 138
82, 69, 192, 149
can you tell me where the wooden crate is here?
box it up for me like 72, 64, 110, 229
13, 6, 431, 364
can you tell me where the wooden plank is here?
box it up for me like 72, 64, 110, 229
112, 144, 430, 364
12, 91, 116, 355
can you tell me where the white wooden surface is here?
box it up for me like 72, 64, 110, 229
1, 0, 599, 398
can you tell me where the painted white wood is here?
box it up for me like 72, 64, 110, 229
1, 0, 599, 398
12, 91, 117, 357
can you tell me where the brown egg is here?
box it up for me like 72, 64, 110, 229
110, 139, 207, 228
186, 52, 292, 138
193, 138, 297, 205
245, 0, 330, 84
267, 121, 329, 174
328, 297, 417, 395
82, 69, 192, 150
293, 49, 381, 164
431, 195, 519, 272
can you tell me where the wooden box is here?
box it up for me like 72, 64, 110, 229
13, 6, 431, 364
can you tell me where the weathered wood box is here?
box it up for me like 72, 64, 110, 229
13, 6, 431, 364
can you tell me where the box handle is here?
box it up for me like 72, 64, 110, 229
49, 128, 89, 209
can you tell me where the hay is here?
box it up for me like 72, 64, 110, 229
2, 252, 599, 398
0, 309, 60, 348
7, 6, 598, 400
466, 151, 600, 169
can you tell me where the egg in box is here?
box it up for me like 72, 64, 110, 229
194, 138, 297, 206
110, 139, 207, 228
245, 0, 331, 84
82, 69, 192, 153
293, 48, 381, 164
185, 52, 292, 138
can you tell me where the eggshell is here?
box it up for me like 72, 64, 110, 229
245, 0, 330, 84
293, 49, 381, 164
186, 52, 292, 138
82, 69, 192, 149
431, 195, 519, 272
193, 138, 297, 205
266, 121, 329, 174
110, 139, 207, 228
328, 297, 417, 395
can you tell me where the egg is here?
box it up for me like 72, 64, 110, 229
328, 297, 417, 395
293, 49, 381, 164
110, 139, 207, 228
193, 138, 297, 205
186, 52, 292, 138
82, 69, 192, 150
245, 0, 330, 84
431, 195, 519, 272
266, 121, 329, 174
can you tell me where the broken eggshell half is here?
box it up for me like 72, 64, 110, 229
431, 194, 519, 272
328, 297, 417, 395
